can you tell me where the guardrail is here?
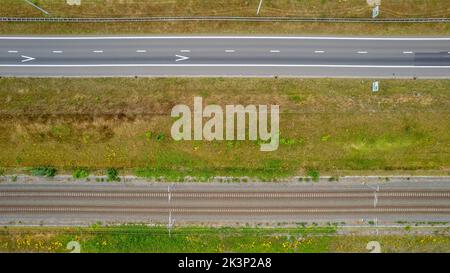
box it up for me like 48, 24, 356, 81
1, 16, 450, 23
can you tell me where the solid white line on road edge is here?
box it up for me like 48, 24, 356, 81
180, 50, 191, 53
225, 50, 236, 53
136, 50, 147, 53
2, 36, 450, 41
52, 51, 63, 54
93, 50, 104, 53
403, 51, 414, 54
2, 64, 450, 68
7, 50, 18, 53
357, 51, 368, 54
270, 50, 280, 53
314, 50, 325, 53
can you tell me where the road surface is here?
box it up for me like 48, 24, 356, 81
0, 181, 449, 225
1, 36, 450, 78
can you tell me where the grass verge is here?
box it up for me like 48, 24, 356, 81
0, 225, 448, 253
1, 21, 449, 36
0, 78, 449, 180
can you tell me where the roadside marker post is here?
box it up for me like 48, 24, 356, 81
372, 81, 379, 93
372, 5, 380, 18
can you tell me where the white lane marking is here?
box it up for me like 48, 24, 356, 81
2, 64, 450, 68
1, 36, 450, 41
20, 55, 35, 63
136, 50, 147, 53
180, 49, 191, 53
225, 49, 236, 53
357, 51, 368, 54
8, 50, 18, 53
314, 50, 325, 53
270, 50, 280, 53
52, 51, 63, 54
403, 51, 414, 54
93, 50, 104, 53
175, 55, 190, 62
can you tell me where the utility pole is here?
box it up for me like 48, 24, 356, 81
257, 0, 263, 15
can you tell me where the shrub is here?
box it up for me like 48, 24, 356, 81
30, 167, 57, 177
0, 168, 5, 176
106, 168, 120, 182
307, 169, 320, 182
72, 168, 90, 179
156, 133, 165, 142
328, 176, 339, 182
145, 131, 152, 141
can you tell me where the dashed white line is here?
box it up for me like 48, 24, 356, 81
357, 51, 368, 54
180, 50, 191, 53
403, 51, 414, 54
7, 50, 18, 53
225, 49, 236, 53
314, 50, 325, 54
52, 51, 63, 54
93, 50, 104, 53
136, 50, 147, 53
270, 50, 280, 53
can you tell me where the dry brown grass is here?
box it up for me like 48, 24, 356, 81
1, 21, 449, 36
2, 0, 450, 18
1, 1, 449, 36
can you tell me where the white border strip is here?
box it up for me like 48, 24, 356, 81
0, 36, 450, 40
0, 64, 449, 68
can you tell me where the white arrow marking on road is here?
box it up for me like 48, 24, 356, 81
175, 55, 189, 62
21, 55, 35, 63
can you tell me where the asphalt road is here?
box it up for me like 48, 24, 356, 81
1, 36, 450, 78
0, 181, 449, 225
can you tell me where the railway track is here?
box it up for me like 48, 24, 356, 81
1, 190, 449, 199
0, 183, 449, 224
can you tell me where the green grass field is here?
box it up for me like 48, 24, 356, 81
0, 225, 448, 253
0, 78, 449, 180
